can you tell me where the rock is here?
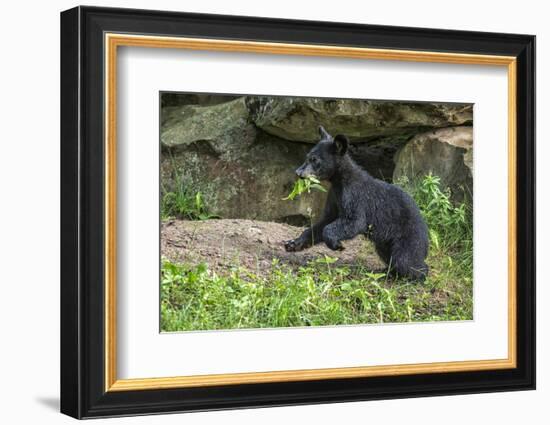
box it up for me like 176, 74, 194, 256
161, 105, 327, 222
161, 97, 255, 156
248, 97, 472, 142
393, 126, 473, 202
160, 95, 474, 222
161, 93, 239, 108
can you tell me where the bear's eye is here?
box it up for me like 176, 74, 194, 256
310, 157, 319, 166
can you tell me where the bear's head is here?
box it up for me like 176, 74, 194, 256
295, 125, 349, 181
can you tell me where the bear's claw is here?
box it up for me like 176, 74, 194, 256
284, 239, 297, 252
325, 239, 345, 251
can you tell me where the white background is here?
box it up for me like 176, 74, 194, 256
0, 0, 546, 424
118, 48, 509, 378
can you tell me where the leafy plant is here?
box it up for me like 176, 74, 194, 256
282, 176, 326, 201
161, 189, 219, 221
160, 249, 473, 332
404, 173, 472, 251
161, 149, 219, 221
397, 173, 473, 281
160, 172, 473, 333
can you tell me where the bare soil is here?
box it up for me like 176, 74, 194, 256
161, 219, 384, 277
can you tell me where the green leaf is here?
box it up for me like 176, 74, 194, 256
310, 184, 327, 192
282, 176, 327, 201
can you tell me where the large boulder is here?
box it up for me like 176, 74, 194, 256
248, 97, 472, 142
161, 100, 326, 223
161, 97, 255, 156
393, 126, 473, 202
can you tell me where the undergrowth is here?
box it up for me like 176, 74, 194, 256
161, 173, 473, 331
161, 153, 218, 221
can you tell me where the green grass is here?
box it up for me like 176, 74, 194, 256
161, 173, 473, 332
161, 189, 218, 221
161, 159, 219, 221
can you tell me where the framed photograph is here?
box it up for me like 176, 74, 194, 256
60, 6, 535, 419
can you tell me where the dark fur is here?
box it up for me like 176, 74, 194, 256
285, 126, 429, 281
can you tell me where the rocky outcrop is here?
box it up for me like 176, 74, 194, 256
393, 126, 473, 201
161, 101, 326, 223
161, 95, 473, 222
248, 97, 472, 142
161, 97, 255, 155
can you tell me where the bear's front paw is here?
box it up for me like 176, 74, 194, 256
325, 238, 344, 251
284, 238, 305, 252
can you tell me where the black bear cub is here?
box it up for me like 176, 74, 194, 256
285, 126, 429, 281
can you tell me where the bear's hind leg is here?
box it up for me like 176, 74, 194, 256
389, 245, 429, 282
394, 261, 429, 282
374, 241, 391, 265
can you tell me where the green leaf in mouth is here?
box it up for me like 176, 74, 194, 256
282, 176, 327, 201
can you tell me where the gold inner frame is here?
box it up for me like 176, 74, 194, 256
104, 33, 518, 392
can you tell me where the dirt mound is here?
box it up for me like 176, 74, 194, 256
161, 219, 384, 276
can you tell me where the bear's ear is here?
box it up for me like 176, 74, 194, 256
318, 125, 331, 139
333, 134, 349, 155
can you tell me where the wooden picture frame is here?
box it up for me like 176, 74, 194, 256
60, 5, 535, 419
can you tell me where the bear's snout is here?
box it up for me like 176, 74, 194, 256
296, 164, 315, 179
